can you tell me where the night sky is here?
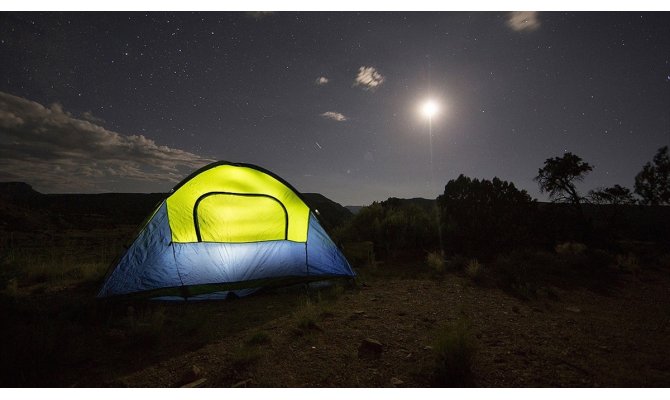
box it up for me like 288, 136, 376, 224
1, 11, 669, 206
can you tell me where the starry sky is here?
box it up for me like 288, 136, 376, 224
1, 11, 669, 206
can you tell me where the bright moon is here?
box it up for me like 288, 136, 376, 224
421, 100, 439, 118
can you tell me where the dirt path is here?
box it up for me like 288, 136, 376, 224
115, 267, 670, 387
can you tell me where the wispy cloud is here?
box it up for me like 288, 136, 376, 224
0, 91, 214, 192
320, 111, 348, 122
315, 76, 329, 85
354, 66, 385, 91
507, 11, 540, 32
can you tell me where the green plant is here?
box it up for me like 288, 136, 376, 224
432, 319, 476, 387
341, 241, 376, 269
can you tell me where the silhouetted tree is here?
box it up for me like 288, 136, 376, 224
634, 146, 670, 205
589, 184, 636, 205
535, 152, 593, 208
437, 174, 537, 256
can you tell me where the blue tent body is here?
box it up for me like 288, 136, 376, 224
97, 162, 354, 300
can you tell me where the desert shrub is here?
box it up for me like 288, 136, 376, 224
341, 241, 375, 268
339, 199, 439, 259
555, 241, 587, 255
426, 251, 445, 274
432, 318, 476, 387
465, 259, 484, 283
489, 250, 557, 300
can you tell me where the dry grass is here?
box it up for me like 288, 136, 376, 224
426, 251, 445, 273
432, 318, 476, 387
465, 259, 483, 282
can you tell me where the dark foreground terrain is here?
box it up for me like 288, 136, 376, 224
0, 184, 669, 387
1, 226, 669, 387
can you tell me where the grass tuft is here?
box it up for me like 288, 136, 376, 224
426, 251, 445, 274
432, 318, 476, 387
464, 259, 484, 283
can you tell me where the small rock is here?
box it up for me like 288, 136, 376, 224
181, 378, 207, 388
390, 377, 404, 387
183, 365, 203, 381
178, 365, 204, 387
231, 378, 252, 388
358, 338, 384, 359
423, 345, 433, 351
566, 307, 581, 313
353, 310, 365, 315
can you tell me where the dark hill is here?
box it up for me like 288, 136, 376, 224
0, 183, 352, 233
302, 193, 353, 232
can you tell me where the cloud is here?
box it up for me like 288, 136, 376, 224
507, 11, 540, 32
0, 91, 214, 192
354, 66, 385, 91
81, 111, 105, 125
315, 76, 329, 85
320, 111, 348, 122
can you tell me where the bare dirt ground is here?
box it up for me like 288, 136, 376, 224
113, 267, 670, 388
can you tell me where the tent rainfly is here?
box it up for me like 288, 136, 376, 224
97, 161, 355, 300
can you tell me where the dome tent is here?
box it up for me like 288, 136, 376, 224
97, 161, 355, 300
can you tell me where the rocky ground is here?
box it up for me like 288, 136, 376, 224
113, 267, 670, 388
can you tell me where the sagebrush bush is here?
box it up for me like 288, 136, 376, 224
432, 319, 476, 387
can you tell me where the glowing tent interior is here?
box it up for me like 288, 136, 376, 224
97, 161, 355, 300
